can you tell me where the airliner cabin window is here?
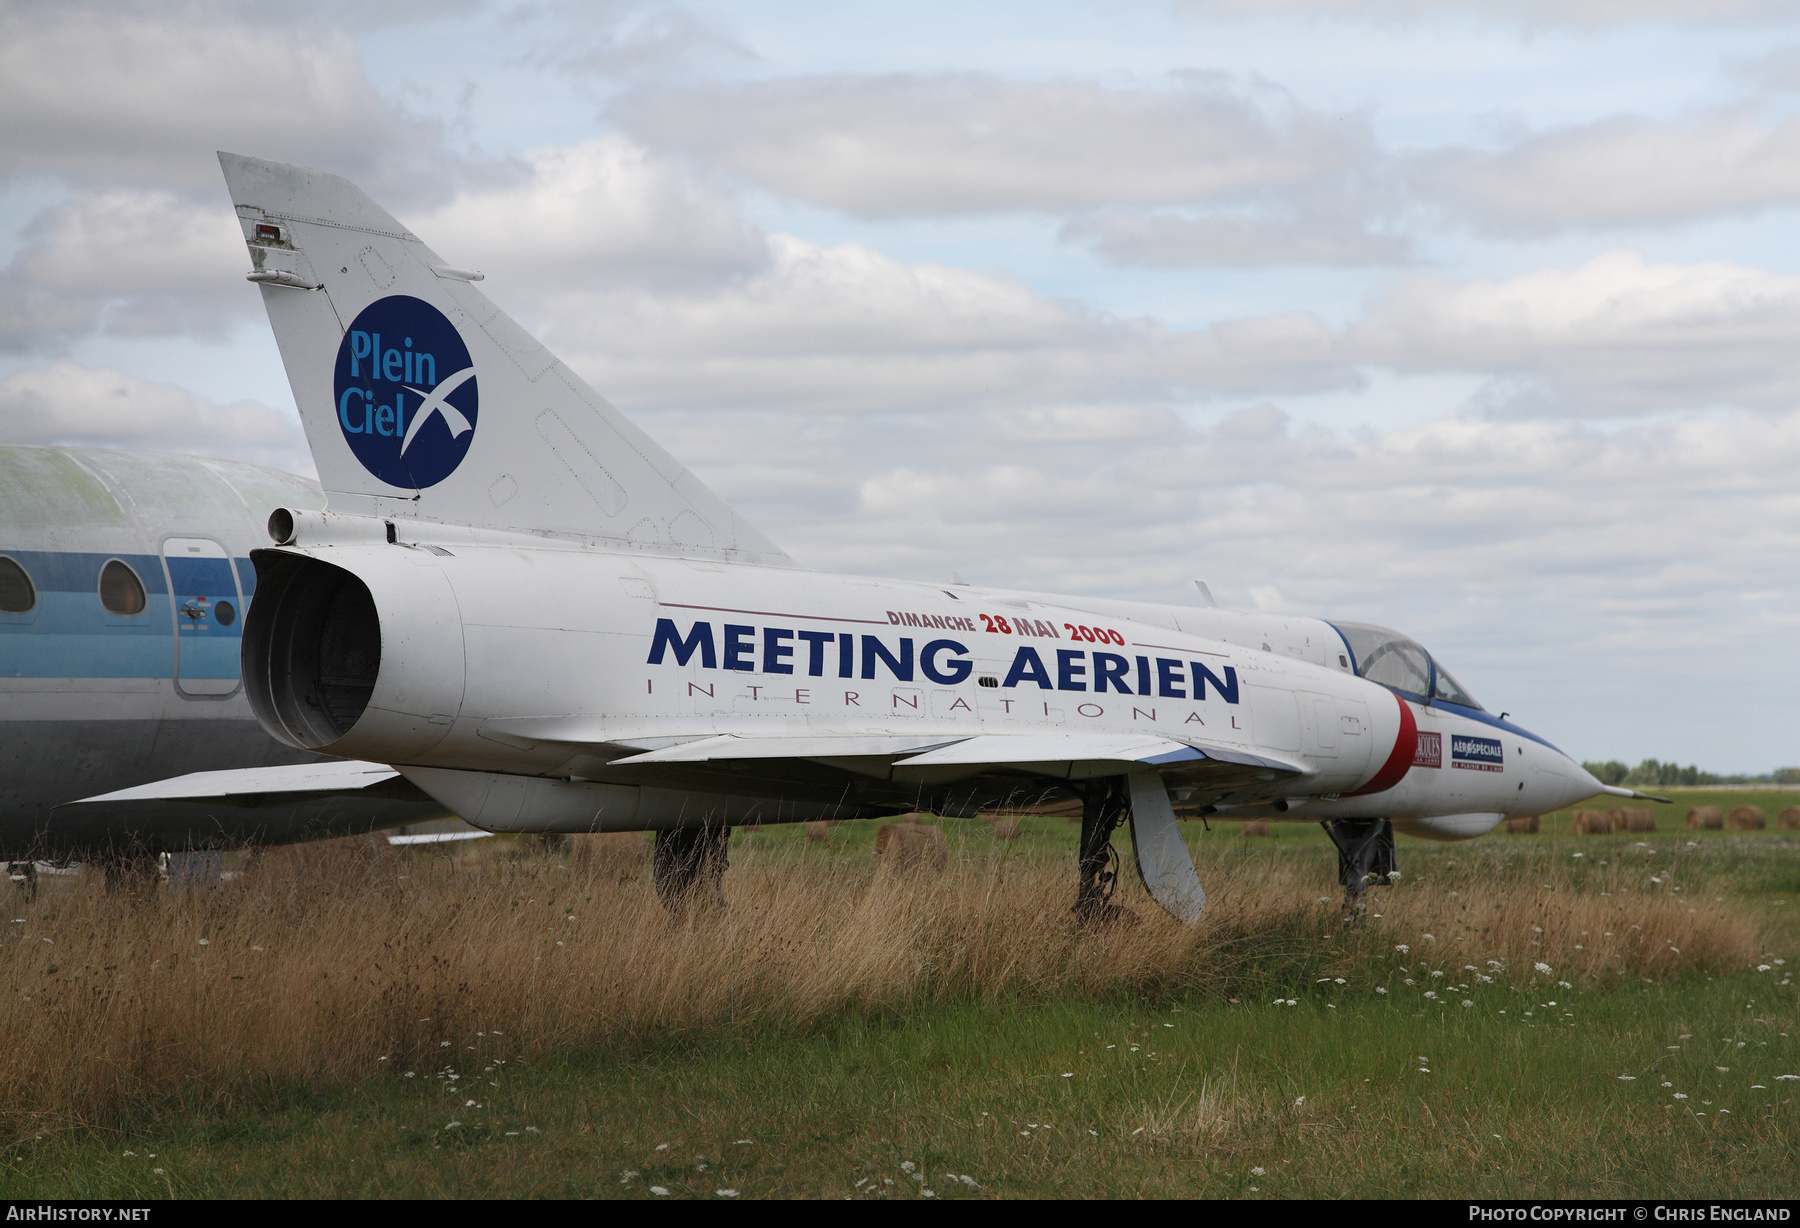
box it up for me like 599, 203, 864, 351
99, 559, 147, 616
0, 556, 34, 614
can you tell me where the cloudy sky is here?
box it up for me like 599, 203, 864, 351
3, 0, 1798, 771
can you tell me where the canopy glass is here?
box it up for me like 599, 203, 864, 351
1327, 621, 1482, 710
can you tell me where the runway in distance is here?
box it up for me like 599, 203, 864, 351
65, 152, 1660, 920
0, 446, 446, 879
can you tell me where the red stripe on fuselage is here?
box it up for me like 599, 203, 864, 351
1342, 692, 1417, 798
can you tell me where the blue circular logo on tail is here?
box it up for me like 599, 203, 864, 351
333, 296, 478, 489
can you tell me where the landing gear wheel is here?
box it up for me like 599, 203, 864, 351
1321, 818, 1396, 915
653, 823, 731, 915
1074, 777, 1137, 927
99, 853, 160, 899
7, 862, 37, 903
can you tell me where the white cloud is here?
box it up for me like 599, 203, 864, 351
529, 0, 751, 79
1422, 109, 1800, 231
0, 2, 449, 198
0, 362, 312, 475
1352, 249, 1800, 413
413, 137, 762, 289
538, 233, 1356, 414
0, 190, 255, 351
1066, 209, 1411, 267
1173, 0, 1799, 27
614, 73, 1374, 216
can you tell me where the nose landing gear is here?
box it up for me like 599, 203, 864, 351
653, 823, 731, 915
1322, 817, 1396, 913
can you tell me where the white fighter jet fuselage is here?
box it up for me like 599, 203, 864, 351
248, 522, 1598, 840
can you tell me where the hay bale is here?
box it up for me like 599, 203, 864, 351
804, 821, 831, 843
1504, 815, 1539, 834
1778, 806, 1800, 831
569, 831, 649, 879
1728, 805, 1766, 831
1622, 808, 1657, 833
1607, 808, 1629, 831
1572, 809, 1614, 835
991, 817, 1022, 840
1240, 820, 1271, 837
875, 822, 947, 872
1686, 805, 1722, 830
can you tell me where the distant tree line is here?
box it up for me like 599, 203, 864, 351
1580, 759, 1800, 787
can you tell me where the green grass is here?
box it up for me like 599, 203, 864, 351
5, 972, 1796, 1198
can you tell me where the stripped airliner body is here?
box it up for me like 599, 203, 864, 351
57, 153, 1655, 919
0, 446, 446, 872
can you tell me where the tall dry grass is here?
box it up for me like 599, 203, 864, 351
0, 834, 1762, 1141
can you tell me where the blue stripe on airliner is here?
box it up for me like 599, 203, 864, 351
0, 549, 254, 680
0, 592, 170, 635
0, 634, 174, 677
0, 551, 169, 594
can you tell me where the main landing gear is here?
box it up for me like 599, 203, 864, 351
1075, 777, 1136, 926
1321, 817, 1396, 913
653, 823, 731, 914
6, 861, 37, 902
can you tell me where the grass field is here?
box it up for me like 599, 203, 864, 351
3, 800, 1797, 1199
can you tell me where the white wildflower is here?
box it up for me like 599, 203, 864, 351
1395, 944, 1410, 954
1250, 1167, 1267, 1177
716, 1189, 738, 1198
650, 1187, 669, 1196
1534, 962, 1552, 974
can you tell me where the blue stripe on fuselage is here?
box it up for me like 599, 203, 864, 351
1380, 686, 1564, 755
0, 549, 255, 680
0, 551, 168, 595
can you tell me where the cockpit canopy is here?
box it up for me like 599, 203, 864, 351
1327, 621, 1481, 710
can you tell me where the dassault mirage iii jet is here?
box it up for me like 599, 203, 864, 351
59, 153, 1659, 920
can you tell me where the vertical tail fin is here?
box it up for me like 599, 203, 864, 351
217, 152, 794, 567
